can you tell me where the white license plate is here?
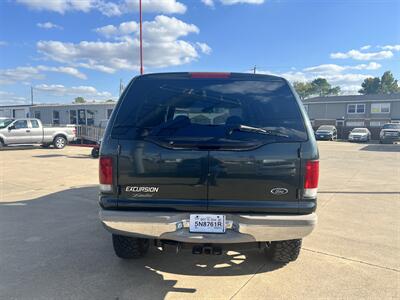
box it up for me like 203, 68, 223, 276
189, 214, 226, 233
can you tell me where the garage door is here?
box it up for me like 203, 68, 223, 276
14, 109, 26, 118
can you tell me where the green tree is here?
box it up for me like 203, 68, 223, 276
293, 81, 313, 99
73, 97, 86, 104
358, 77, 381, 94
359, 71, 399, 95
310, 78, 341, 97
328, 86, 341, 96
105, 99, 115, 103
380, 71, 400, 94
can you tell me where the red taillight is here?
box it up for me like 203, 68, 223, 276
99, 157, 113, 185
304, 160, 319, 189
190, 72, 231, 78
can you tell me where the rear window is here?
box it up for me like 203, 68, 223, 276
383, 124, 400, 129
112, 76, 307, 142
318, 125, 334, 131
352, 128, 367, 133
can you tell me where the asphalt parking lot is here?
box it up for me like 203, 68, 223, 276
0, 142, 399, 299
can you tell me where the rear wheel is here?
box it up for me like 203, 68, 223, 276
268, 239, 302, 263
112, 234, 150, 259
53, 136, 67, 149
91, 147, 99, 158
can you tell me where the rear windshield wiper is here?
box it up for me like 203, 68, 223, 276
227, 124, 289, 138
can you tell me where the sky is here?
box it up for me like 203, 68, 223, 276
0, 0, 399, 105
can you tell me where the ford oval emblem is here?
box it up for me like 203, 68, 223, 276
270, 187, 289, 195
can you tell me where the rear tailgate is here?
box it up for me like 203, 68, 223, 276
117, 139, 208, 211
208, 143, 301, 213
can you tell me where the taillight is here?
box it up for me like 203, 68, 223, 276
99, 156, 113, 192
304, 160, 319, 198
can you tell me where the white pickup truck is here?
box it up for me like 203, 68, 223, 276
0, 118, 77, 149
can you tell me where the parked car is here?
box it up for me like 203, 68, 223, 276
379, 123, 400, 144
0, 118, 76, 149
99, 72, 319, 264
315, 125, 337, 141
348, 128, 371, 142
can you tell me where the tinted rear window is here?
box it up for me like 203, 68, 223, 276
112, 76, 307, 142
383, 124, 400, 129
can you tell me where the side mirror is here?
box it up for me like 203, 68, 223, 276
8, 125, 15, 131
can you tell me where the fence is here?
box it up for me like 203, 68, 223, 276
75, 125, 105, 143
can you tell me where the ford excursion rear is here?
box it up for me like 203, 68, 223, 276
99, 72, 319, 263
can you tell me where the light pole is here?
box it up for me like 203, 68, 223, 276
139, 0, 143, 75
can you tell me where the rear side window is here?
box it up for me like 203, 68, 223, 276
31, 120, 39, 128
112, 76, 307, 142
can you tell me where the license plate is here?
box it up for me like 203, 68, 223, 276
189, 214, 226, 233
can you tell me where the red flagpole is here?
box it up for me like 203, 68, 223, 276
139, 0, 143, 75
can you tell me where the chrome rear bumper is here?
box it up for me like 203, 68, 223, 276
100, 210, 317, 243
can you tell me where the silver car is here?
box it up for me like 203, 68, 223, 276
0, 118, 76, 149
348, 128, 371, 143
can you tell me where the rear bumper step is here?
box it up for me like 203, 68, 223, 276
100, 210, 317, 243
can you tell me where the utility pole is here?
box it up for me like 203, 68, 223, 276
139, 0, 144, 75
30, 86, 34, 105
253, 65, 257, 74
119, 79, 124, 97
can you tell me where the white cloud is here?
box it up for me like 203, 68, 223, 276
38, 16, 209, 73
123, 0, 186, 14
303, 62, 381, 73
0, 65, 86, 85
330, 49, 393, 60
360, 45, 371, 51
202, 0, 215, 7
380, 44, 400, 51
0, 91, 28, 105
0, 67, 44, 85
36, 66, 87, 79
196, 42, 212, 54
95, 16, 199, 41
202, 0, 264, 6
16, 0, 94, 14
0, 41, 8, 47
37, 22, 63, 30
34, 84, 112, 98
16, 0, 186, 16
220, 0, 264, 4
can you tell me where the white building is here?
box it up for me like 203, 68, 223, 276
0, 105, 31, 118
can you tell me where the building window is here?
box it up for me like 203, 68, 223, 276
52, 111, 60, 125
78, 109, 86, 125
34, 111, 41, 119
70, 110, 77, 124
87, 110, 95, 126
107, 108, 113, 119
371, 103, 390, 114
346, 121, 364, 127
347, 104, 365, 114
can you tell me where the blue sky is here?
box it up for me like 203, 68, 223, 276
0, 0, 399, 105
